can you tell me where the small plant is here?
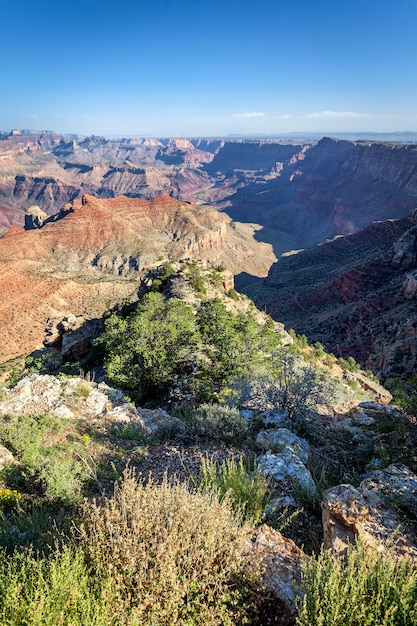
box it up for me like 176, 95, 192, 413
116, 424, 146, 442
297, 539, 417, 626
227, 288, 241, 300
0, 489, 22, 510
75, 383, 91, 399
189, 404, 249, 444
199, 456, 272, 524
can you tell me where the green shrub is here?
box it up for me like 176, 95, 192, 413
0, 545, 114, 625
199, 456, 272, 523
79, 469, 257, 625
25, 351, 63, 375
189, 404, 249, 444
0, 413, 88, 502
97, 293, 280, 402
297, 539, 417, 626
386, 377, 417, 417
186, 263, 207, 294
97, 292, 200, 399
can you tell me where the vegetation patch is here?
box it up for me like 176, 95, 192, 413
297, 539, 417, 626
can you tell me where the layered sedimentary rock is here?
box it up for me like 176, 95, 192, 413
244, 210, 417, 379
4, 133, 417, 258
0, 194, 275, 363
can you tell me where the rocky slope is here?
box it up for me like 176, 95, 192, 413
0, 193, 275, 363
243, 210, 417, 380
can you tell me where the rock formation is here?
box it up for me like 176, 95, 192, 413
3, 133, 417, 261
322, 464, 417, 560
0, 194, 275, 363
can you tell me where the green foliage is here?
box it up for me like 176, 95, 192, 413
338, 355, 361, 372
98, 293, 281, 402
0, 413, 88, 503
297, 539, 417, 626
115, 424, 145, 442
25, 351, 63, 375
313, 342, 324, 359
199, 456, 272, 523
186, 262, 207, 294
5, 365, 23, 388
227, 288, 241, 300
97, 292, 200, 399
189, 404, 249, 444
196, 298, 279, 398
386, 377, 417, 417
0, 545, 114, 625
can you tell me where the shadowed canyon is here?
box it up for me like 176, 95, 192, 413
1, 130, 417, 377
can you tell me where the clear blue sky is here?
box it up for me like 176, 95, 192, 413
1, 0, 416, 136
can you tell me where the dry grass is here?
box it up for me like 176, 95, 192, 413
78, 468, 258, 625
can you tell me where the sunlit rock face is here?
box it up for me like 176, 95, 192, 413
0, 193, 275, 363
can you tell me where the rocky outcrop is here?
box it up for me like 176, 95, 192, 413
322, 464, 417, 560
0, 374, 181, 436
24, 205, 48, 229
0, 194, 275, 363
44, 314, 103, 360
3, 134, 417, 258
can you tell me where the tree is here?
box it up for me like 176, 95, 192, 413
97, 292, 200, 399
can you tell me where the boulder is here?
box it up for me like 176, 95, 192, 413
322, 464, 417, 560
256, 428, 309, 464
248, 524, 307, 623
0, 444, 15, 469
404, 270, 417, 299
257, 451, 317, 496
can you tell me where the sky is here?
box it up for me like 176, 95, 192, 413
1, 0, 416, 137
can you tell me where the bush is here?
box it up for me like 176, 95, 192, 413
0, 413, 88, 502
79, 469, 257, 625
297, 539, 417, 626
0, 545, 114, 625
386, 377, 417, 417
189, 404, 249, 444
97, 292, 200, 399
97, 293, 280, 402
244, 350, 334, 423
199, 456, 272, 523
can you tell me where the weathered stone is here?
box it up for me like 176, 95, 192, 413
0, 375, 183, 441
257, 451, 317, 496
322, 464, 417, 560
264, 409, 291, 428
0, 444, 15, 469
256, 428, 309, 464
135, 408, 183, 434
403, 270, 417, 299
24, 205, 48, 229
352, 410, 375, 426
248, 524, 307, 622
